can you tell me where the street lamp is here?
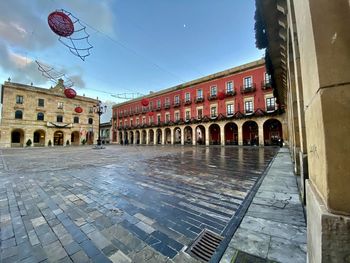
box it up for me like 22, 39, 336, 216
93, 101, 107, 147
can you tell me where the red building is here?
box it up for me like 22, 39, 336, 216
112, 59, 286, 146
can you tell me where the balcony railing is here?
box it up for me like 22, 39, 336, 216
261, 81, 272, 90
207, 94, 217, 101
173, 101, 181, 108
225, 90, 236, 97
240, 83, 256, 94
155, 105, 162, 111
184, 99, 192, 105
194, 97, 204, 103
163, 103, 171, 109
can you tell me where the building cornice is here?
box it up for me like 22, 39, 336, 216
113, 59, 265, 108
2, 81, 99, 104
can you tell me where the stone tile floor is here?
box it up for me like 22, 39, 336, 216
220, 148, 307, 263
0, 146, 278, 263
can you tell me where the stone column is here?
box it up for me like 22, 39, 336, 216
146, 130, 149, 145
170, 128, 174, 145
238, 123, 243, 146
192, 126, 196, 146
205, 125, 210, 146
161, 128, 165, 145
220, 124, 225, 146
180, 127, 185, 145
258, 121, 264, 146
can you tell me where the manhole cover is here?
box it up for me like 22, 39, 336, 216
186, 229, 223, 262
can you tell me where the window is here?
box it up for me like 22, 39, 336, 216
157, 115, 161, 124
227, 104, 234, 115
15, 110, 23, 119
244, 77, 252, 89
88, 118, 93, 124
245, 101, 253, 113
16, 95, 23, 104
157, 100, 161, 108
264, 73, 271, 84
149, 101, 153, 110
38, 99, 44, 107
185, 111, 190, 120
142, 117, 146, 124
174, 95, 180, 104
175, 112, 180, 121
136, 106, 139, 113
165, 114, 170, 123
226, 81, 233, 93
130, 120, 133, 126
185, 92, 191, 102
73, 117, 79, 123
211, 106, 217, 118
210, 86, 217, 96
197, 108, 203, 119
58, 102, 64, 109
197, 89, 203, 98
136, 118, 140, 125
37, 112, 44, 121
149, 116, 153, 124
57, 115, 63, 122
266, 97, 276, 111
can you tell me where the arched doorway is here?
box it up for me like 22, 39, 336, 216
141, 130, 147, 144
184, 126, 193, 144
224, 122, 238, 145
71, 131, 80, 146
174, 127, 181, 144
54, 131, 64, 146
33, 130, 45, 147
130, 131, 134, 144
135, 131, 140, 144
119, 131, 123, 144
242, 121, 259, 146
156, 129, 162, 144
149, 130, 154, 144
195, 125, 205, 145
165, 128, 171, 144
209, 124, 220, 145
263, 119, 283, 146
11, 129, 24, 147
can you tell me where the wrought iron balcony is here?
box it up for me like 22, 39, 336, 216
240, 83, 256, 94
207, 94, 217, 101
163, 102, 171, 109
194, 97, 204, 103
261, 81, 272, 90
184, 99, 192, 105
173, 101, 181, 108
225, 90, 236, 97
155, 105, 162, 111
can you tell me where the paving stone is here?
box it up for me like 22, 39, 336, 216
80, 239, 101, 258
1, 237, 16, 249
31, 217, 46, 228
64, 241, 82, 256
71, 250, 90, 263
87, 230, 112, 250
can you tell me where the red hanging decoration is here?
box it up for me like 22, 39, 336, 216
148, 111, 154, 117
75, 106, 83, 113
217, 91, 225, 100
64, 88, 77, 98
48, 11, 74, 37
141, 98, 149, 107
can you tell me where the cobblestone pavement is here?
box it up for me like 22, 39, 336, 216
0, 145, 278, 263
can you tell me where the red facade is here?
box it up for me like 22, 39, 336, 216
113, 60, 277, 131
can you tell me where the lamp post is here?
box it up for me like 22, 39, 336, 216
93, 101, 107, 147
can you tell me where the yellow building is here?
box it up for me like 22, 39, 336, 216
0, 79, 99, 147
255, 0, 350, 262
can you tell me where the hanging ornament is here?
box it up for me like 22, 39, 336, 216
148, 111, 154, 116
141, 98, 149, 107
48, 11, 74, 37
64, 88, 77, 98
217, 91, 225, 100
75, 106, 83, 113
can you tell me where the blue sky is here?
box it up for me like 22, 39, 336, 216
0, 0, 262, 120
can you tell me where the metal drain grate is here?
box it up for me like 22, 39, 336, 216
186, 229, 223, 262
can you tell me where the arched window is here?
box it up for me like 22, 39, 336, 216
37, 112, 44, 121
73, 117, 79, 123
15, 110, 23, 119
88, 118, 93, 124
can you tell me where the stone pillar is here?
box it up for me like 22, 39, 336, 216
205, 125, 209, 146
146, 130, 149, 145
153, 130, 157, 145
258, 121, 264, 146
220, 124, 225, 146
238, 123, 243, 146
180, 127, 185, 145
292, 0, 350, 261
161, 128, 165, 145
170, 129, 174, 145
192, 127, 196, 146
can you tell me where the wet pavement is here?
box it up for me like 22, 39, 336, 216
0, 146, 278, 263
